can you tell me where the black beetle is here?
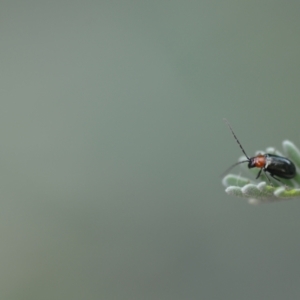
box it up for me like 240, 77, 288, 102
223, 119, 296, 182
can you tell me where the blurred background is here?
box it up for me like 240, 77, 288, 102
1, 1, 300, 299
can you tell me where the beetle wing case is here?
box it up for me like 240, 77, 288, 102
265, 154, 296, 179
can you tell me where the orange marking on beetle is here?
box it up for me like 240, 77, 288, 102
253, 155, 266, 168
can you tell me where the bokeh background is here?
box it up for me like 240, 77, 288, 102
1, 1, 300, 299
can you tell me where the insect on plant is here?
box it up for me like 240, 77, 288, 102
223, 119, 296, 183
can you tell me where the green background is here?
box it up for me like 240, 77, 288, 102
1, 1, 300, 299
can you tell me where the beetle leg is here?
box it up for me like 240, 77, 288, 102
256, 168, 263, 179
262, 168, 271, 183
269, 173, 281, 183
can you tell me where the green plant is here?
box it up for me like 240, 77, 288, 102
222, 141, 300, 204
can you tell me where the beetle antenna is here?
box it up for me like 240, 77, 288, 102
220, 159, 249, 177
223, 119, 250, 159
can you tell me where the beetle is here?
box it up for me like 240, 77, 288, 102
223, 119, 296, 182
